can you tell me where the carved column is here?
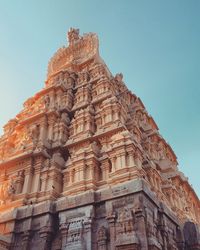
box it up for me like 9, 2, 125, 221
39, 117, 48, 145
15, 171, 25, 194
40, 171, 48, 192
56, 88, 63, 109
32, 156, 43, 193
47, 114, 57, 142
116, 155, 121, 170
53, 123, 60, 143
22, 163, 34, 194
120, 152, 126, 168
110, 157, 116, 172
101, 157, 110, 180
78, 164, 85, 182
58, 122, 68, 144
49, 90, 56, 110
128, 151, 136, 167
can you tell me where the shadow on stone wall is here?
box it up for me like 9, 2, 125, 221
183, 221, 200, 250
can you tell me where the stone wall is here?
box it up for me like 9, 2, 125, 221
0, 179, 197, 249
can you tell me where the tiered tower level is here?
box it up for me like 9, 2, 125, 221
0, 29, 199, 250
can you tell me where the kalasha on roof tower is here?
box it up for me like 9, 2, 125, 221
0, 28, 199, 250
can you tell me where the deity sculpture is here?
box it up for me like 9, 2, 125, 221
44, 95, 50, 109
29, 124, 40, 147
0, 178, 16, 204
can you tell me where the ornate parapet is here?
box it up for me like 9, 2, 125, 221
47, 28, 99, 80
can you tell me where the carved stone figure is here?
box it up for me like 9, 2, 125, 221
116, 208, 134, 235
98, 226, 107, 241
0, 178, 16, 204
44, 95, 50, 109
29, 124, 40, 146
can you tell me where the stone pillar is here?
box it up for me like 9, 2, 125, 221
120, 153, 126, 168
79, 165, 85, 181
39, 117, 48, 145
32, 156, 43, 193
97, 226, 107, 250
66, 89, 73, 110
60, 224, 67, 249
110, 157, 116, 172
48, 114, 57, 142
39, 226, 53, 250
134, 196, 148, 250
40, 172, 48, 192
106, 214, 115, 250
134, 149, 142, 169
101, 158, 110, 180
84, 217, 93, 250
129, 151, 136, 167
53, 123, 60, 142
58, 123, 68, 144
49, 90, 56, 110
21, 230, 31, 250
15, 172, 25, 194
56, 89, 63, 110
116, 155, 121, 170
22, 166, 34, 194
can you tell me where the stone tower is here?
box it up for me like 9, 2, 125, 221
0, 28, 199, 250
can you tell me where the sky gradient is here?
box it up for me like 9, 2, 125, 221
0, 0, 199, 197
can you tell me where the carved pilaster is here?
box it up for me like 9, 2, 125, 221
38, 116, 48, 146
100, 157, 110, 180
134, 196, 148, 250
15, 170, 25, 194
97, 226, 107, 250
47, 113, 58, 143
106, 214, 115, 250
31, 156, 43, 193
22, 163, 34, 194
21, 230, 31, 250
84, 217, 93, 250
60, 223, 68, 249
39, 226, 53, 250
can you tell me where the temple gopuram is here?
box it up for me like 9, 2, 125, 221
0, 28, 199, 250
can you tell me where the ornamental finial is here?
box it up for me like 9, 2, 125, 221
67, 27, 80, 46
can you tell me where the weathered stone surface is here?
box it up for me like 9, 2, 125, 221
0, 28, 199, 249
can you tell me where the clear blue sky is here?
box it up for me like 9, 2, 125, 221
0, 0, 199, 198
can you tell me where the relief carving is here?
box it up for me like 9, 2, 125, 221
44, 95, 50, 109
0, 178, 16, 204
29, 124, 40, 147
116, 207, 134, 235
65, 219, 85, 249
97, 226, 107, 250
